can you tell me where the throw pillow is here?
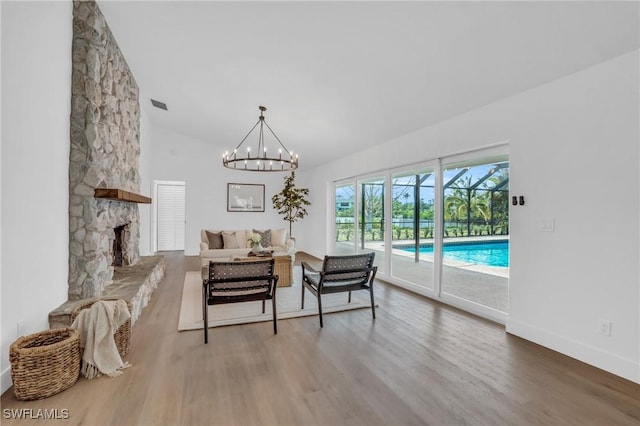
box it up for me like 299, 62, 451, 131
222, 231, 240, 249
253, 229, 272, 247
271, 228, 287, 247
235, 230, 248, 248
205, 231, 223, 249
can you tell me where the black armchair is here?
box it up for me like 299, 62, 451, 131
301, 253, 377, 327
202, 259, 278, 343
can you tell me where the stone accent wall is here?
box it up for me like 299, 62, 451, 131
69, 0, 141, 299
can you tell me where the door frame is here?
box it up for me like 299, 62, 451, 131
153, 180, 186, 252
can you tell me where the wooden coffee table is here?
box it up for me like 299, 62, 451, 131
231, 255, 293, 287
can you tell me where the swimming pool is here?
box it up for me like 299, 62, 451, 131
395, 240, 509, 267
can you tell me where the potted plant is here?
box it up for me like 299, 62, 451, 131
247, 232, 263, 253
271, 171, 310, 239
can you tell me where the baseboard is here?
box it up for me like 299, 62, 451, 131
507, 318, 639, 384
1, 366, 12, 395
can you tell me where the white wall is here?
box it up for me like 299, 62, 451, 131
300, 51, 640, 383
138, 100, 153, 255
0, 1, 636, 397
149, 126, 295, 256
1, 1, 72, 394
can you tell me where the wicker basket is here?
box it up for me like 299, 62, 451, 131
9, 328, 81, 400
70, 299, 131, 358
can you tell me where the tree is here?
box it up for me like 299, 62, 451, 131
361, 182, 384, 220
271, 172, 310, 238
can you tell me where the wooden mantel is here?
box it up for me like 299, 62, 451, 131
94, 188, 152, 204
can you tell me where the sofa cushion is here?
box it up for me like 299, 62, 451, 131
236, 230, 249, 248
222, 231, 240, 249
253, 229, 272, 247
271, 228, 287, 247
200, 248, 252, 267
205, 231, 223, 249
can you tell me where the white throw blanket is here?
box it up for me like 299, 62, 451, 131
71, 300, 131, 379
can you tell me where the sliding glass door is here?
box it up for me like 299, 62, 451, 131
335, 183, 356, 255
332, 146, 509, 322
333, 176, 387, 275
390, 167, 436, 290
358, 176, 386, 275
441, 156, 509, 313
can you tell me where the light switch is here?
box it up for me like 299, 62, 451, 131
538, 218, 555, 232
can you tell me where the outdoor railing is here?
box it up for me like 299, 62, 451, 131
335, 219, 509, 242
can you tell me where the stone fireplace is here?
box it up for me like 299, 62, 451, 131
49, 0, 164, 328
69, 201, 141, 299
67, 0, 144, 300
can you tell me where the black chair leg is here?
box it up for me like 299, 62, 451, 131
203, 284, 209, 344
262, 299, 266, 314
317, 294, 324, 328
204, 304, 209, 344
348, 291, 352, 303
272, 295, 278, 334
301, 283, 305, 309
370, 286, 376, 319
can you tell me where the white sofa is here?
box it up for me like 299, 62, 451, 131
199, 228, 295, 267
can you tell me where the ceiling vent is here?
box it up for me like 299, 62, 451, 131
150, 99, 168, 111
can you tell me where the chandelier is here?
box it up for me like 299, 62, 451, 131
222, 106, 299, 172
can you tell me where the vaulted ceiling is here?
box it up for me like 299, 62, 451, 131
97, 1, 639, 170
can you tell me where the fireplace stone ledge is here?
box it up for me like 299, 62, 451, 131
49, 255, 166, 329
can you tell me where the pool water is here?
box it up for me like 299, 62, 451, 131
398, 240, 509, 267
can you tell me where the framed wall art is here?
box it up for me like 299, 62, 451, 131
227, 183, 265, 212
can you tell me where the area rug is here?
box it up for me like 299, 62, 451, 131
178, 267, 373, 331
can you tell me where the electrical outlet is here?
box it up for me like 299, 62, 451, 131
598, 319, 612, 336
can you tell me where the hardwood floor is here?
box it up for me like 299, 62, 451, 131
2, 251, 639, 425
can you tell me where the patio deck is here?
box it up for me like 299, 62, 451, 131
336, 237, 509, 312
